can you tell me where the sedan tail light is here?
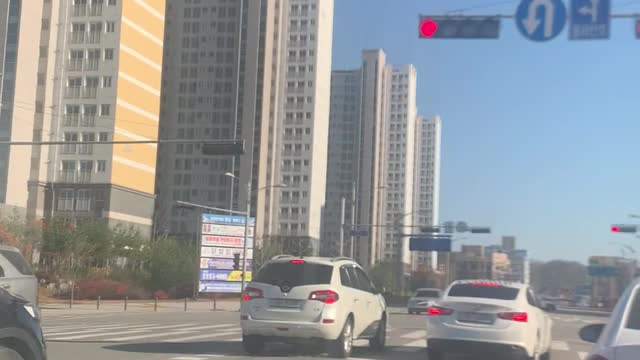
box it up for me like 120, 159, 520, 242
427, 306, 455, 316
497, 312, 528, 323
309, 290, 339, 304
243, 287, 263, 302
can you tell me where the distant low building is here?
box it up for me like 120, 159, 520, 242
490, 252, 511, 280
506, 250, 530, 284
588, 256, 638, 308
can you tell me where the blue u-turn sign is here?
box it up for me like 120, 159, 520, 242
516, 0, 567, 41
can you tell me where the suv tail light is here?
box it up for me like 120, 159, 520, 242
243, 287, 263, 302
498, 312, 528, 323
309, 290, 339, 304
427, 306, 455, 316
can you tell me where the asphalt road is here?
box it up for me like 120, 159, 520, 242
42, 308, 601, 360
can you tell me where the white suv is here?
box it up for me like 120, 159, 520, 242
240, 256, 387, 358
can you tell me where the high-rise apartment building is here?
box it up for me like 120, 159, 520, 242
323, 49, 387, 267
0, 0, 166, 235
412, 116, 441, 270
381, 65, 417, 267
156, 0, 334, 251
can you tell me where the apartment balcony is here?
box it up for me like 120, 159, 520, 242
58, 171, 76, 183
80, 115, 96, 127
77, 171, 92, 183
69, 32, 85, 44
284, 134, 304, 141
283, 150, 303, 157
87, 32, 101, 44
64, 87, 81, 99
63, 114, 80, 126
84, 58, 99, 71
82, 87, 97, 99
66, 59, 83, 71
75, 198, 91, 211
61, 144, 77, 154
78, 144, 93, 155
72, 4, 87, 16
88, 5, 103, 16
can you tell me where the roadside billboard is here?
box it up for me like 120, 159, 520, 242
198, 214, 254, 294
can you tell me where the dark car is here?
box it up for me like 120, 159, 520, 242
0, 287, 46, 360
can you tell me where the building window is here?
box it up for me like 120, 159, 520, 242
106, 21, 115, 32
108, 0, 116, 5
97, 160, 106, 172
100, 104, 110, 116
104, 48, 114, 60
39, 46, 48, 58
99, 132, 108, 141
102, 76, 112, 87
75, 189, 91, 211
57, 189, 75, 211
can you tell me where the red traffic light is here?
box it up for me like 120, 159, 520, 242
611, 226, 620, 233
420, 18, 438, 38
611, 224, 637, 233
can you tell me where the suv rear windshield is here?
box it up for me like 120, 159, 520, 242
447, 283, 519, 300
0, 250, 33, 275
416, 290, 441, 298
255, 262, 332, 287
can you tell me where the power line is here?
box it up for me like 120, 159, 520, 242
445, 0, 517, 14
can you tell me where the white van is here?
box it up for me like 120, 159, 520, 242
0, 245, 38, 305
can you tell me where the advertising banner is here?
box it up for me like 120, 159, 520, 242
200, 257, 253, 271
198, 213, 254, 294
201, 235, 254, 248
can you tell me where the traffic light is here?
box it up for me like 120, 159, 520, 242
611, 224, 637, 233
201, 140, 245, 156
636, 20, 640, 39
418, 15, 501, 39
420, 226, 441, 233
470, 226, 491, 234
233, 253, 241, 270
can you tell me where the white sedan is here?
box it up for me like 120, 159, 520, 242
579, 277, 640, 360
425, 280, 553, 360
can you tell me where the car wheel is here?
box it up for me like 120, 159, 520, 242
242, 335, 265, 355
427, 348, 444, 360
540, 351, 551, 360
329, 317, 354, 358
0, 346, 24, 360
369, 314, 386, 351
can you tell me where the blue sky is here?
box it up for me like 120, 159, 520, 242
331, 0, 640, 262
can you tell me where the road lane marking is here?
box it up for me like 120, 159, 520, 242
163, 330, 240, 343
402, 339, 426, 348
49, 329, 148, 341
551, 340, 570, 351
174, 324, 237, 331
401, 330, 426, 339
104, 330, 197, 342
45, 323, 161, 335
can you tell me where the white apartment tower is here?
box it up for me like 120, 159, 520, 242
324, 49, 388, 267
412, 116, 441, 271
156, 0, 334, 251
381, 65, 417, 267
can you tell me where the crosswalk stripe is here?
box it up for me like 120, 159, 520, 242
104, 330, 197, 342
50, 329, 148, 341
173, 324, 236, 331
45, 323, 161, 335
164, 331, 240, 343
551, 341, 570, 351
402, 339, 426, 348
400, 330, 426, 339
578, 352, 588, 360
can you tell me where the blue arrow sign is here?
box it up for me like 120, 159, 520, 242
350, 230, 369, 237
516, 0, 567, 42
409, 237, 452, 252
569, 0, 610, 40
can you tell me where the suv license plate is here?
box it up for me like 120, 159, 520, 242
270, 299, 301, 308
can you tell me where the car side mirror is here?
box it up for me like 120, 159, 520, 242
579, 324, 606, 343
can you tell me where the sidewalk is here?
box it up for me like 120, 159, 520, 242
40, 298, 241, 312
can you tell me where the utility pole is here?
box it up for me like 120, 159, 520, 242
241, 181, 251, 295
339, 197, 345, 256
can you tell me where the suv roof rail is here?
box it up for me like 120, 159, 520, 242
271, 254, 295, 260
330, 256, 354, 262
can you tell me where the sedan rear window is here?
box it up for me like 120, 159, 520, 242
416, 290, 441, 298
447, 283, 519, 300
0, 250, 33, 276
255, 262, 332, 287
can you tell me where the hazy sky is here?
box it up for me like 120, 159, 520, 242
331, 0, 640, 262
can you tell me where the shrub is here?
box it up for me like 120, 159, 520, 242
76, 279, 139, 300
